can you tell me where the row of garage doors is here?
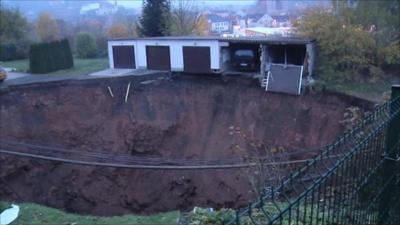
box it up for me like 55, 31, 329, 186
112, 45, 212, 73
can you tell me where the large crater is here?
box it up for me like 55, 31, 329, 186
0, 75, 372, 215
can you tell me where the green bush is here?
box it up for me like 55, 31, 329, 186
0, 43, 18, 61
296, 2, 400, 82
29, 39, 73, 74
379, 40, 400, 69
185, 208, 235, 225
75, 32, 98, 58
0, 8, 32, 61
296, 7, 377, 82
0, 42, 29, 61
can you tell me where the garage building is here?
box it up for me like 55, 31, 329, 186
108, 37, 226, 73
108, 36, 315, 95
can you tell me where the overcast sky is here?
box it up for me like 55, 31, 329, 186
111, 0, 256, 9
3, 0, 257, 11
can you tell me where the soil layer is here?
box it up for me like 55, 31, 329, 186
0, 74, 372, 215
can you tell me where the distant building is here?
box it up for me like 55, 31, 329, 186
257, 14, 274, 27
208, 15, 232, 34
245, 13, 274, 28
246, 13, 265, 27
271, 15, 291, 27
231, 25, 244, 37
245, 27, 295, 37
80, 2, 117, 16
80, 3, 100, 15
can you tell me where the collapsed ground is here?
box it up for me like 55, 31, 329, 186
0, 74, 373, 216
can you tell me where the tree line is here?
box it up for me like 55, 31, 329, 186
0, 0, 209, 61
0, 8, 127, 61
295, 0, 399, 82
138, 0, 208, 37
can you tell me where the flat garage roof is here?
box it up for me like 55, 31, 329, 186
109, 36, 314, 45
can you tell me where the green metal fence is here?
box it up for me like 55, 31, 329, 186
227, 85, 400, 225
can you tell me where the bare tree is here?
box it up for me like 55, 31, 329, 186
229, 126, 287, 195
37, 13, 60, 42
169, 0, 207, 36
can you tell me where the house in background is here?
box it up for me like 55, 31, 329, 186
245, 27, 295, 37
107, 36, 315, 95
256, 14, 274, 27
246, 13, 265, 27
79, 2, 117, 16
271, 14, 291, 27
208, 15, 232, 34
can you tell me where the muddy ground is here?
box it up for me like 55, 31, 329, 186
0, 74, 373, 216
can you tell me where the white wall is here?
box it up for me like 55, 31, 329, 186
108, 39, 221, 71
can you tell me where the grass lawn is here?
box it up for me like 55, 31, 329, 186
327, 79, 392, 102
0, 57, 109, 76
0, 59, 29, 72
0, 201, 179, 225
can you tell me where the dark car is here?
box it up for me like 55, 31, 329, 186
232, 49, 257, 72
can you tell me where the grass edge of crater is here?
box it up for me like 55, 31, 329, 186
0, 201, 179, 225
0, 57, 108, 76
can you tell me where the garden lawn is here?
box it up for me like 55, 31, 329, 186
326, 79, 392, 102
0, 201, 179, 225
0, 57, 108, 76
0, 59, 28, 72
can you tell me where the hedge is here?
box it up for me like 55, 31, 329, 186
29, 39, 73, 74
0, 43, 22, 61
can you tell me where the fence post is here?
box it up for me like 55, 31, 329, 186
379, 85, 400, 224
386, 84, 400, 157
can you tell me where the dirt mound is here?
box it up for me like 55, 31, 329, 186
0, 75, 372, 216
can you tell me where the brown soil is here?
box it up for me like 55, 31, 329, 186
0, 74, 372, 216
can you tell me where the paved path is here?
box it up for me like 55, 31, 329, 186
90, 69, 136, 77
5, 72, 31, 80
0, 69, 166, 89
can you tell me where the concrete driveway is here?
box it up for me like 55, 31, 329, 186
5, 72, 31, 80
0, 69, 168, 90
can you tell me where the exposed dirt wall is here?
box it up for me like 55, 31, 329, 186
0, 75, 372, 216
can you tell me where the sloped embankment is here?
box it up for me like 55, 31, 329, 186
0, 75, 372, 216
